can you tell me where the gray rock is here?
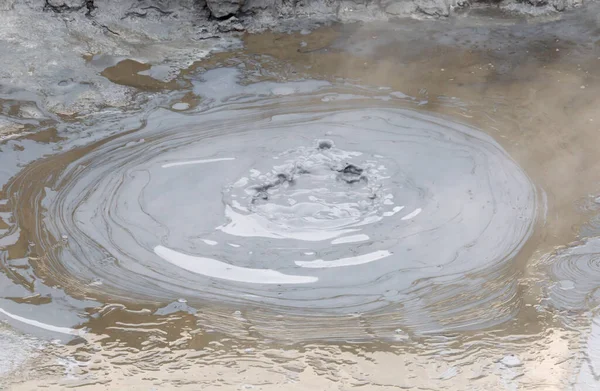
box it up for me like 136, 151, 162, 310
242, 0, 281, 13
385, 1, 418, 15
2, 0, 592, 36
207, 0, 245, 18
552, 0, 583, 10
337, 0, 389, 22
0, 0, 16, 11
414, 0, 451, 16
46, 0, 87, 10
553, 0, 567, 9
500, 0, 582, 14
522, 0, 582, 8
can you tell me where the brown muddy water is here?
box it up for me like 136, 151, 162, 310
3, 8, 600, 390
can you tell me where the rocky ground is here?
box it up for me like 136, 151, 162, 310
1, 0, 590, 33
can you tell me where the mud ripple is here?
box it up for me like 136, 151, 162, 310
543, 238, 600, 312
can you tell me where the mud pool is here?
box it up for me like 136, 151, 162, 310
3, 5, 600, 390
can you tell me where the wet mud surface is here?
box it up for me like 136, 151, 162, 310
3, 6, 600, 390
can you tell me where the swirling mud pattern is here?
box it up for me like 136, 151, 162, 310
7, 70, 538, 339
543, 238, 600, 311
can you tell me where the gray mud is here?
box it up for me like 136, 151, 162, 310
22, 68, 538, 335
0, 68, 539, 342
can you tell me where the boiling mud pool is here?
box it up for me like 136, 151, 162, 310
4, 14, 600, 389
3, 68, 538, 336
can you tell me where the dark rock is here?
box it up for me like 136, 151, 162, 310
217, 15, 246, 31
